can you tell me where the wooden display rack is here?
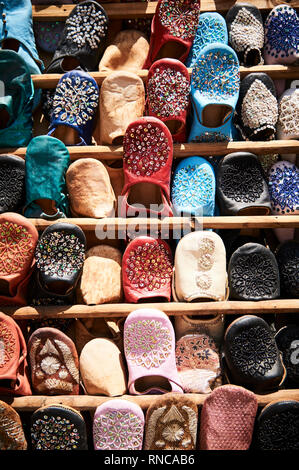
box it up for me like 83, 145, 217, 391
0, 0, 298, 417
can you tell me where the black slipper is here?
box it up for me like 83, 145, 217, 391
275, 324, 299, 388
0, 155, 25, 214
275, 240, 299, 298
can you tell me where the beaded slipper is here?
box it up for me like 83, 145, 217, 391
188, 43, 240, 143
28, 327, 80, 395
255, 400, 299, 450
146, 59, 190, 143
228, 243, 280, 301
48, 70, 99, 146
120, 117, 174, 218
226, 2, 264, 66
124, 308, 183, 395
93, 400, 144, 450
174, 313, 224, 347
0, 400, 27, 450
34, 222, 86, 298
223, 315, 285, 393
277, 81, 299, 163
186, 12, 228, 68
199, 384, 258, 450
234, 72, 278, 141
34, 20, 64, 54
171, 156, 216, 216
31, 404, 88, 450
0, 155, 25, 214
175, 333, 222, 394
275, 241, 299, 299
275, 324, 299, 388
268, 161, 299, 218
216, 152, 271, 216
46, 0, 109, 74
144, 393, 198, 450
143, 0, 201, 68
0, 312, 31, 396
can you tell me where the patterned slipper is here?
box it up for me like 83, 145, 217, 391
31, 404, 88, 450
0, 400, 27, 450
144, 393, 198, 450
28, 327, 80, 395
146, 58, 190, 143
275, 324, 299, 388
124, 308, 183, 395
275, 241, 299, 299
0, 155, 25, 214
268, 161, 299, 216
277, 81, 299, 163
174, 312, 224, 347
122, 236, 173, 303
34, 21, 64, 54
93, 400, 144, 450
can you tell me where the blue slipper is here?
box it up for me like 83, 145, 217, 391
188, 43, 240, 143
186, 12, 228, 68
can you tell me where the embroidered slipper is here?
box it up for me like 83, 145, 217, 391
173, 231, 227, 302
0, 400, 27, 450
77, 245, 123, 305
93, 400, 144, 450
186, 12, 228, 68
30, 404, 88, 450
171, 156, 216, 217
275, 241, 299, 299
228, 243, 280, 301
124, 308, 183, 395
255, 400, 299, 450
34, 222, 86, 298
146, 58, 190, 143
99, 71, 145, 145
46, 0, 109, 74
66, 159, 116, 218
24, 135, 70, 220
99, 29, 149, 73
275, 324, 299, 388
143, 0, 201, 69
277, 81, 299, 164
175, 333, 222, 393
199, 384, 258, 450
268, 161, 299, 216
34, 20, 64, 54
174, 313, 224, 347
216, 152, 271, 216
234, 73, 278, 141
223, 315, 285, 393
0, 155, 25, 214
0, 312, 31, 396
120, 117, 174, 218
28, 327, 80, 395
188, 43, 240, 143
122, 237, 173, 303
144, 393, 198, 450
226, 2, 264, 66
48, 70, 99, 146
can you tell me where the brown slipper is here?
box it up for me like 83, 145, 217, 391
0, 400, 27, 450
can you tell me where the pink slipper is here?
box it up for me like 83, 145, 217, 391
93, 399, 145, 450
124, 308, 183, 395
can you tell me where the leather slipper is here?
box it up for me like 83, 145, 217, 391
0, 400, 27, 450
275, 240, 299, 299
0, 155, 25, 214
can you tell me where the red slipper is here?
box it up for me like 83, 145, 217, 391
147, 59, 190, 143
143, 0, 201, 69
120, 117, 173, 218
122, 236, 173, 303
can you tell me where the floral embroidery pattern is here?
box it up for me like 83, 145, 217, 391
0, 322, 16, 369
188, 15, 227, 67
220, 159, 264, 203
159, 0, 200, 40
0, 222, 34, 275
93, 410, 143, 450
171, 165, 214, 212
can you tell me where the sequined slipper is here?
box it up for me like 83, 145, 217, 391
28, 327, 80, 395
268, 161, 299, 217
93, 399, 144, 450
216, 152, 271, 215
171, 156, 216, 216
228, 243, 280, 301
275, 324, 299, 388
120, 117, 174, 218
124, 308, 183, 395
48, 70, 99, 146
199, 384, 258, 450
175, 333, 222, 393
144, 393, 198, 450
277, 81, 299, 163
275, 240, 299, 299
34, 222, 86, 298
223, 315, 285, 393
188, 43, 240, 143
30, 404, 88, 450
143, 0, 201, 69
255, 400, 299, 450
226, 2, 264, 66
234, 72, 278, 141
186, 12, 228, 68
0, 155, 25, 214
46, 0, 109, 74
146, 58, 190, 143
0, 400, 27, 450
122, 236, 173, 303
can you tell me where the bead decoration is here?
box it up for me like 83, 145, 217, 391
0, 322, 16, 369
229, 8, 264, 64
31, 415, 80, 450
197, 238, 215, 271
190, 131, 230, 143
0, 222, 34, 276
220, 159, 264, 203
265, 6, 299, 58
188, 15, 227, 67
278, 90, 299, 136
0, 404, 26, 450
159, 0, 200, 40
93, 410, 143, 450
65, 3, 108, 49
268, 163, 299, 214
171, 164, 214, 211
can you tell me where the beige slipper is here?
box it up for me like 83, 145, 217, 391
99, 71, 145, 145
99, 30, 149, 73
66, 158, 116, 218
